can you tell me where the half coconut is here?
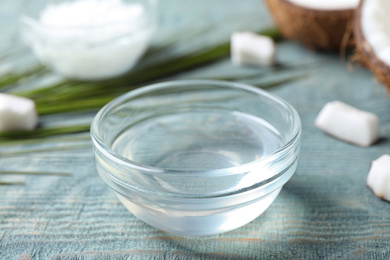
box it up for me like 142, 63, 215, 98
354, 0, 390, 89
265, 0, 359, 51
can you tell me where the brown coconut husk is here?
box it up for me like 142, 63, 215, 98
354, 0, 390, 90
265, 0, 355, 51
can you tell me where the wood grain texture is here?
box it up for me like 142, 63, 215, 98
1, 0, 390, 259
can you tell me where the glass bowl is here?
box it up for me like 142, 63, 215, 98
90, 80, 301, 236
19, 0, 158, 81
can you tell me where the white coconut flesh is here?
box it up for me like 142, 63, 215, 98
315, 101, 380, 147
361, 0, 390, 66
0, 93, 39, 132
286, 0, 359, 10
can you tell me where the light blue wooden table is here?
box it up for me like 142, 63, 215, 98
1, 0, 390, 259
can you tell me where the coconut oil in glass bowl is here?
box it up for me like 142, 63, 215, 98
20, 0, 158, 80
91, 80, 301, 235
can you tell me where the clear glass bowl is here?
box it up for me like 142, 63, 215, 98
20, 0, 158, 81
90, 80, 301, 236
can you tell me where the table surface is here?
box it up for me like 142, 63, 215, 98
1, 0, 390, 259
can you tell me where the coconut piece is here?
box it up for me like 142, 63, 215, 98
354, 0, 390, 90
287, 0, 359, 10
231, 32, 276, 67
367, 155, 390, 201
265, 0, 358, 51
0, 93, 39, 131
315, 101, 380, 147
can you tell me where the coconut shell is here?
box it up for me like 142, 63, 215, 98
265, 0, 355, 51
354, 0, 390, 90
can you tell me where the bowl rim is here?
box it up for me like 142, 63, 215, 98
90, 79, 302, 177
19, 0, 158, 32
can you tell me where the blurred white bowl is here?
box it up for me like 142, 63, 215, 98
20, 0, 158, 81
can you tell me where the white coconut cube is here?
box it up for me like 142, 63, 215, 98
315, 101, 380, 147
0, 93, 39, 131
367, 155, 390, 201
231, 31, 276, 67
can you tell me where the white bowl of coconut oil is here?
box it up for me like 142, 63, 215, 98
20, 0, 158, 81
90, 80, 302, 236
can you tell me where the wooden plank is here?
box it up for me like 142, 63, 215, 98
0, 0, 390, 259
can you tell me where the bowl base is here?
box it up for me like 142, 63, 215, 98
117, 188, 281, 236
